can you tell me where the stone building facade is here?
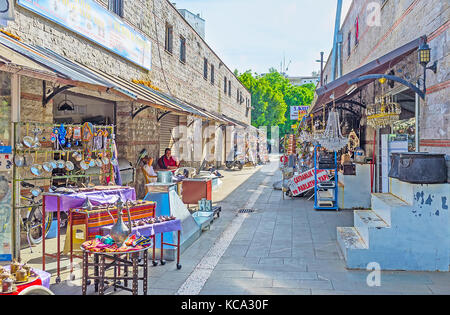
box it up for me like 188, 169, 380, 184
2, 0, 252, 196
317, 0, 449, 156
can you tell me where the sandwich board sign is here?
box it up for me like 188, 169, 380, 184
289, 168, 329, 196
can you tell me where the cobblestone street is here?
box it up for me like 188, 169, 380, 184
50, 157, 450, 295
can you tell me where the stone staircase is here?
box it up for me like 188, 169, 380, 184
337, 178, 450, 272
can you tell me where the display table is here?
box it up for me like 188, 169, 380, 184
0, 267, 51, 296
42, 187, 136, 283
68, 201, 156, 272
81, 247, 149, 296
101, 219, 182, 269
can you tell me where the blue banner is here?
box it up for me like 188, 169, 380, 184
18, 0, 152, 70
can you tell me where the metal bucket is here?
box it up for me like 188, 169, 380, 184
157, 171, 173, 184
397, 153, 447, 184
388, 153, 401, 179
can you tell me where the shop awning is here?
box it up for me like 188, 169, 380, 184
0, 40, 61, 81
309, 36, 424, 114
0, 33, 251, 125
0, 33, 136, 100
222, 114, 250, 128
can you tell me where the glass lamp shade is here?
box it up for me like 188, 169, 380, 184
418, 43, 431, 66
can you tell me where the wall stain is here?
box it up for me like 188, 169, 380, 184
442, 197, 448, 210
415, 191, 425, 205
425, 195, 433, 206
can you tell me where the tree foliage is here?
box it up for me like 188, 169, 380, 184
237, 69, 315, 138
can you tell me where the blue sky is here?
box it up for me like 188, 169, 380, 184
175, 0, 352, 76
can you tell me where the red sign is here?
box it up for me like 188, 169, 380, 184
289, 169, 330, 196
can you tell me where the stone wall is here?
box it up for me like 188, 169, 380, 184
320, 0, 449, 155
5, 0, 251, 125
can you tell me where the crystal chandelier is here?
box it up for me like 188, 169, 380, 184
366, 94, 401, 128
318, 107, 348, 152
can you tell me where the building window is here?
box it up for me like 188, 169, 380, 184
203, 58, 208, 80
224, 76, 227, 93
228, 81, 231, 97
179, 36, 186, 63
355, 17, 359, 46
108, 0, 124, 17
347, 31, 352, 57
237, 89, 240, 103
211, 64, 215, 85
165, 24, 173, 53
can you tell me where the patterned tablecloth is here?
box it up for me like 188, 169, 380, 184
1, 267, 51, 295
101, 219, 182, 237
43, 188, 136, 213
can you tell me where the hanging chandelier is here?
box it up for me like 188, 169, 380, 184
318, 103, 348, 152
366, 78, 402, 128
366, 94, 402, 128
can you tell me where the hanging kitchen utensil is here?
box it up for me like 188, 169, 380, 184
24, 150, 34, 167
31, 186, 43, 198
42, 151, 53, 173
65, 153, 75, 172
56, 155, 66, 169
30, 151, 43, 177
31, 125, 42, 149
14, 151, 25, 168
80, 152, 90, 171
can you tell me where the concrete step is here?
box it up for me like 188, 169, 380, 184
354, 210, 390, 246
371, 193, 409, 225
337, 227, 368, 261
390, 178, 415, 205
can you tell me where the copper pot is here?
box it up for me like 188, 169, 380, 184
15, 269, 28, 283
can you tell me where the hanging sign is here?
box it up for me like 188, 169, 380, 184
289, 168, 329, 196
17, 0, 152, 70
0, 0, 14, 21
290, 106, 309, 121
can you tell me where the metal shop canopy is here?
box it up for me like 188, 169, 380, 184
0, 34, 209, 118
310, 37, 423, 115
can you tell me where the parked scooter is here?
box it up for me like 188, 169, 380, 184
225, 148, 244, 170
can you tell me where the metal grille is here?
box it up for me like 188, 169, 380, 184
238, 209, 256, 214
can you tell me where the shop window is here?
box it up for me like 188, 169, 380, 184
108, 0, 124, 18
179, 36, 186, 63
203, 58, 208, 80
165, 24, 173, 54
347, 31, 352, 57
211, 64, 215, 85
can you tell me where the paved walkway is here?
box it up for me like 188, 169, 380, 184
51, 158, 450, 295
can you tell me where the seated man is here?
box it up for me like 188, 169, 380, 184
158, 148, 180, 171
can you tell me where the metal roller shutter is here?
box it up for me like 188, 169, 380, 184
159, 114, 179, 157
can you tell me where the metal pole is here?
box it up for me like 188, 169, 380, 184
320, 52, 324, 86
415, 87, 420, 153
331, 0, 343, 81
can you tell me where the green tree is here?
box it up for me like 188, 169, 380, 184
237, 69, 315, 138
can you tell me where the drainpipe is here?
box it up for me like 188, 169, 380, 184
415, 82, 420, 152
331, 0, 343, 81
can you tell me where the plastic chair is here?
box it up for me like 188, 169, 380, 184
18, 286, 55, 295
